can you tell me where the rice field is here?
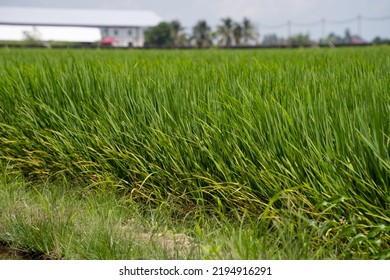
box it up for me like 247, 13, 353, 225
0, 47, 389, 259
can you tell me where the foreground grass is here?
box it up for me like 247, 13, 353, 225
0, 171, 389, 260
0, 47, 389, 259
0, 172, 198, 259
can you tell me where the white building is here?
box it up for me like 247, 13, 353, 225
100, 26, 149, 47
0, 6, 162, 47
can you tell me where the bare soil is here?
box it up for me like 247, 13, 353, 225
0, 243, 51, 260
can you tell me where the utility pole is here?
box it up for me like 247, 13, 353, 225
321, 18, 326, 39
287, 20, 291, 39
357, 15, 362, 37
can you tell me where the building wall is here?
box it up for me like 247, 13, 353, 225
100, 27, 147, 47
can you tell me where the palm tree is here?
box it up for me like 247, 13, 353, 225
242, 17, 258, 46
170, 20, 188, 47
215, 17, 234, 47
233, 23, 243, 46
192, 20, 213, 48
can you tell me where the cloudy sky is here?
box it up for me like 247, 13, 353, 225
0, 0, 389, 42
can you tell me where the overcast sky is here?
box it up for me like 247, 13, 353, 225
0, 0, 389, 41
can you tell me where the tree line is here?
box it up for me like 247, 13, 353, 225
144, 18, 258, 48
145, 18, 390, 48
262, 29, 366, 47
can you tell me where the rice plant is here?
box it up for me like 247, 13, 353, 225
0, 47, 389, 259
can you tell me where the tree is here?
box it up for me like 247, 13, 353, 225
344, 28, 352, 44
372, 36, 390, 44
320, 32, 344, 45
170, 20, 188, 47
191, 20, 213, 48
262, 34, 284, 46
215, 17, 234, 47
144, 22, 174, 47
233, 23, 243, 46
170, 20, 183, 39
372, 36, 381, 44
22, 26, 42, 45
288, 33, 313, 47
242, 18, 258, 46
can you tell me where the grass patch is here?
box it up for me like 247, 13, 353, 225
0, 171, 388, 259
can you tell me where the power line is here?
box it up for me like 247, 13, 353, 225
327, 17, 357, 25
258, 14, 390, 38
362, 15, 390, 21
259, 22, 287, 29
259, 15, 390, 28
293, 20, 322, 27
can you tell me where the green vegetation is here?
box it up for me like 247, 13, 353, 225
0, 47, 389, 259
144, 18, 258, 48
144, 22, 176, 48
